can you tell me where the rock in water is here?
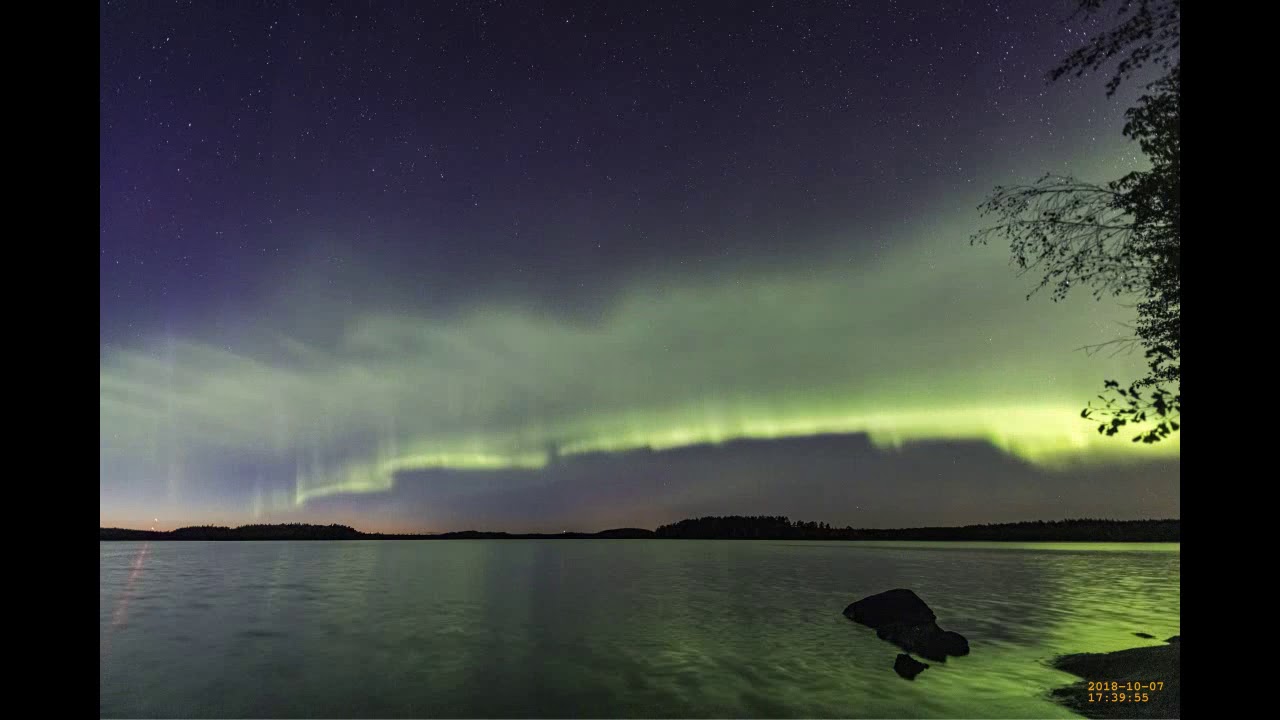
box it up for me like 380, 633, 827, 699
844, 588, 935, 626
935, 630, 969, 657
893, 653, 929, 680
845, 588, 970, 663
879, 625, 970, 662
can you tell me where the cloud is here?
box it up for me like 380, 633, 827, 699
100, 204, 1177, 520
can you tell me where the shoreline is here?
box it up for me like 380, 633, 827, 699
100, 518, 1180, 543
1050, 636, 1181, 718
98, 536, 1183, 543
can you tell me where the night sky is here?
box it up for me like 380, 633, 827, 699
100, 0, 1179, 533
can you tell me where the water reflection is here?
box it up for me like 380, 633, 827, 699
100, 540, 1178, 718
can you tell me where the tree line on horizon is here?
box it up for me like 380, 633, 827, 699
653, 515, 1178, 541
100, 516, 1179, 542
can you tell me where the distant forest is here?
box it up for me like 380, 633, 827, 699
653, 516, 1178, 541
100, 516, 1179, 542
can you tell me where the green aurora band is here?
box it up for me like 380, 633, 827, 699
99, 184, 1178, 516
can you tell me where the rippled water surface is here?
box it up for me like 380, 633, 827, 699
101, 540, 1179, 718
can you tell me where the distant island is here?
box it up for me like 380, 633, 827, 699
100, 516, 1179, 542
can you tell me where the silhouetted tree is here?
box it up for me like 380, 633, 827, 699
973, 0, 1179, 444
1050, 0, 1180, 97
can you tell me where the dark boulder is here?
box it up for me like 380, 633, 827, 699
844, 588, 936, 627
845, 588, 969, 666
1133, 632, 1155, 639
937, 630, 970, 657
893, 653, 929, 680
876, 624, 970, 662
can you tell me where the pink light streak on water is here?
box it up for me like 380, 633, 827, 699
106, 542, 151, 644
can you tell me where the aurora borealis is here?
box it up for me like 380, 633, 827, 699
100, 0, 1179, 532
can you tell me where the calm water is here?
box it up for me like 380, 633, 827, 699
100, 540, 1179, 718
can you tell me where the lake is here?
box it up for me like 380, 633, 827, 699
100, 540, 1180, 718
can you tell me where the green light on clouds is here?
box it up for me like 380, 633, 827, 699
100, 197, 1178, 515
